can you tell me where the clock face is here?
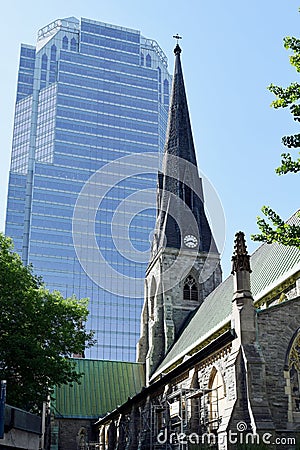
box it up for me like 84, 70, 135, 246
184, 234, 198, 248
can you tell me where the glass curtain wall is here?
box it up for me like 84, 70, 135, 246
6, 17, 171, 360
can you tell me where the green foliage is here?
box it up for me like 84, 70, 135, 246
284, 36, 300, 72
0, 234, 95, 412
268, 82, 300, 109
276, 152, 300, 175
252, 207, 300, 248
252, 22, 300, 248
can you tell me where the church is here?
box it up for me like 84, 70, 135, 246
53, 43, 300, 449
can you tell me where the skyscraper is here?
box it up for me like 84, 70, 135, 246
5, 17, 171, 360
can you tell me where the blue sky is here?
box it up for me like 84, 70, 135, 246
0, 0, 299, 277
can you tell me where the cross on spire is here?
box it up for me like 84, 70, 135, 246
173, 34, 182, 55
173, 34, 182, 44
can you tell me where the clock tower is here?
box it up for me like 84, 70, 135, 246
137, 43, 222, 379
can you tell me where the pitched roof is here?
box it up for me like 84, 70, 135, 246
152, 214, 300, 379
53, 359, 145, 419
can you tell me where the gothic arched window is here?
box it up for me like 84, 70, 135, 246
62, 35, 68, 50
70, 37, 77, 51
163, 79, 169, 105
50, 45, 57, 83
146, 54, 151, 68
286, 329, 300, 419
41, 53, 48, 70
290, 365, 300, 412
140, 52, 144, 66
208, 367, 226, 433
163, 78, 169, 94
157, 66, 161, 83
41, 54, 47, 87
183, 275, 198, 301
157, 66, 162, 94
50, 45, 57, 60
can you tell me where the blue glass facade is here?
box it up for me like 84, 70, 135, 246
6, 17, 171, 360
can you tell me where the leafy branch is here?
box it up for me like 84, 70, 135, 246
252, 206, 300, 248
252, 21, 300, 248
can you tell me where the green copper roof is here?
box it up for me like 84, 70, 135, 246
53, 359, 145, 419
153, 214, 300, 378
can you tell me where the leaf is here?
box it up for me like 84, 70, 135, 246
253, 20, 300, 249
0, 233, 95, 413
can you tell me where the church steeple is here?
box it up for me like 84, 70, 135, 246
138, 42, 222, 380
154, 43, 217, 255
164, 42, 197, 165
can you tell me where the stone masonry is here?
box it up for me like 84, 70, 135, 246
137, 246, 222, 380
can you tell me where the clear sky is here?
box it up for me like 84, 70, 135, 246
1, 0, 299, 277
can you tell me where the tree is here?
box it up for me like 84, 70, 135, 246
252, 29, 300, 248
0, 234, 95, 412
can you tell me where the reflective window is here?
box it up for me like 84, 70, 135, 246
157, 66, 161, 82
164, 78, 170, 105
21, 46, 36, 58
70, 37, 77, 51
164, 78, 169, 94
146, 54, 151, 67
80, 43, 139, 65
62, 35, 68, 49
7, 18, 171, 360
51, 44, 57, 60
41, 53, 48, 70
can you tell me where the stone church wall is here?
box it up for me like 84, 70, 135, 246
52, 418, 96, 450
257, 296, 300, 428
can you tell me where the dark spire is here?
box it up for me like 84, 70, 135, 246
151, 43, 218, 256
164, 42, 197, 165
174, 43, 181, 55
231, 232, 252, 275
